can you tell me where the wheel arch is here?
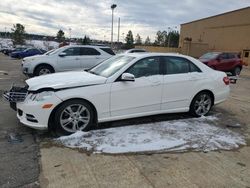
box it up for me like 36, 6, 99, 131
48, 97, 98, 131
34, 63, 55, 75
190, 89, 215, 107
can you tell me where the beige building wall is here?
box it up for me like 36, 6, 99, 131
179, 7, 250, 55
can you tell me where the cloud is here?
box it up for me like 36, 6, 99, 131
0, 0, 249, 41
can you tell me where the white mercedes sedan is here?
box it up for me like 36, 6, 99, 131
4, 53, 230, 134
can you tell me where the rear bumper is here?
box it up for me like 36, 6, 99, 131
214, 87, 230, 105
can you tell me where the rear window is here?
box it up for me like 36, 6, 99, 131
100, 48, 115, 55
80, 47, 101, 55
131, 50, 146, 53
200, 52, 220, 59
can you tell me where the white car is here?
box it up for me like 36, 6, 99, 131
4, 53, 230, 134
21, 45, 115, 76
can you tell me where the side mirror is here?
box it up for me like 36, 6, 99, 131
121, 73, 135, 82
59, 52, 66, 57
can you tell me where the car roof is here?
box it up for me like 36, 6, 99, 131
121, 52, 185, 58
65, 45, 111, 48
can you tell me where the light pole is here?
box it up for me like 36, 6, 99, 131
117, 17, 120, 42
111, 4, 117, 48
69, 28, 72, 44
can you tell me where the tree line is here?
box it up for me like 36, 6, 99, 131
125, 30, 180, 49
4, 23, 179, 49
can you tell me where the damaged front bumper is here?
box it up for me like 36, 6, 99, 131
2, 85, 28, 111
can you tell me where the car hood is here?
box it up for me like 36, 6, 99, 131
26, 71, 107, 91
23, 54, 47, 62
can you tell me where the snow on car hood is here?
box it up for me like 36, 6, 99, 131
26, 71, 107, 91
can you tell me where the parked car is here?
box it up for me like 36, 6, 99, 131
199, 52, 243, 76
3, 53, 230, 134
125, 48, 147, 53
10, 48, 45, 59
2, 47, 14, 55
21, 45, 115, 77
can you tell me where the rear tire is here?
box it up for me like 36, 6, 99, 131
231, 66, 241, 76
34, 65, 54, 76
189, 92, 213, 117
54, 99, 95, 135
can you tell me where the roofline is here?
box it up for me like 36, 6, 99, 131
181, 6, 250, 26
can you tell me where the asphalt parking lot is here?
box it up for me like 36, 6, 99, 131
0, 53, 250, 187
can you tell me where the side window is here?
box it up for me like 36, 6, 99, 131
219, 53, 228, 60
100, 48, 115, 55
163, 56, 201, 74
80, 47, 101, 55
163, 57, 189, 74
133, 50, 145, 53
190, 62, 201, 72
63, 47, 81, 56
126, 57, 160, 78
228, 53, 235, 59
244, 51, 249, 58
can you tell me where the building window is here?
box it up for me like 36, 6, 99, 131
244, 51, 249, 58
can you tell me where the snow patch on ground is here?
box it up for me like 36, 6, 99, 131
56, 116, 245, 154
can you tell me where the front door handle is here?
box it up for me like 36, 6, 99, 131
75, 58, 80, 60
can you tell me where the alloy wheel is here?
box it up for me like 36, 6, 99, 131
59, 104, 90, 133
39, 68, 51, 75
194, 94, 212, 116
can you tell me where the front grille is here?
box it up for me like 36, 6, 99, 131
2, 86, 28, 102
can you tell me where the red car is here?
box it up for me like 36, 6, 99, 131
199, 52, 243, 76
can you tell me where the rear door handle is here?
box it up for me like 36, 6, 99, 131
75, 58, 80, 60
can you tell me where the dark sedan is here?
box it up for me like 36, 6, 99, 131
10, 48, 46, 59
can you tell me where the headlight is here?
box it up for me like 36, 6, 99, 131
29, 91, 54, 101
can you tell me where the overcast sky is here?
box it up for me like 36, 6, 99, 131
0, 0, 249, 41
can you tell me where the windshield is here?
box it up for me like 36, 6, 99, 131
49, 47, 63, 55
200, 52, 220, 59
89, 55, 135, 78
45, 49, 55, 55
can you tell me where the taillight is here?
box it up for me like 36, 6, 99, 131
223, 77, 230, 85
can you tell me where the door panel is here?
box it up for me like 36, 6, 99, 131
110, 75, 163, 117
161, 56, 202, 111
57, 47, 81, 71
79, 47, 104, 69
57, 56, 81, 71
110, 56, 163, 117
161, 73, 200, 110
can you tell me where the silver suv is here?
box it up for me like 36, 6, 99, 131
22, 45, 115, 76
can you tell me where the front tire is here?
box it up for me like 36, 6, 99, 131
189, 92, 213, 117
34, 65, 54, 76
54, 99, 95, 135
